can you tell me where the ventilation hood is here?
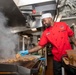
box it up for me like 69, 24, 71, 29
15, 0, 55, 6
0, 0, 26, 27
0, 0, 56, 34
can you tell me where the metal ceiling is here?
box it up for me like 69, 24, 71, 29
57, 0, 76, 18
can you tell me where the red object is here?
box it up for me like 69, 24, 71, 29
32, 9, 36, 14
38, 22, 74, 61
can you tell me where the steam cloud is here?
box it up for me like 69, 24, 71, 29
0, 12, 19, 59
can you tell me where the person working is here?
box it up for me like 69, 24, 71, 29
17, 13, 76, 75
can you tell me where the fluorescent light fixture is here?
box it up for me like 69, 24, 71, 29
23, 35, 28, 38
31, 28, 37, 31
11, 30, 19, 33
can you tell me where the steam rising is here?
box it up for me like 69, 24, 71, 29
0, 12, 19, 59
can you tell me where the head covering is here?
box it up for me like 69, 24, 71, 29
41, 13, 53, 19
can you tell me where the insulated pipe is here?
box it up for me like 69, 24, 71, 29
56, 14, 62, 22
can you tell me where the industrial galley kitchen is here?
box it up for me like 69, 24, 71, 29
0, 0, 76, 75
